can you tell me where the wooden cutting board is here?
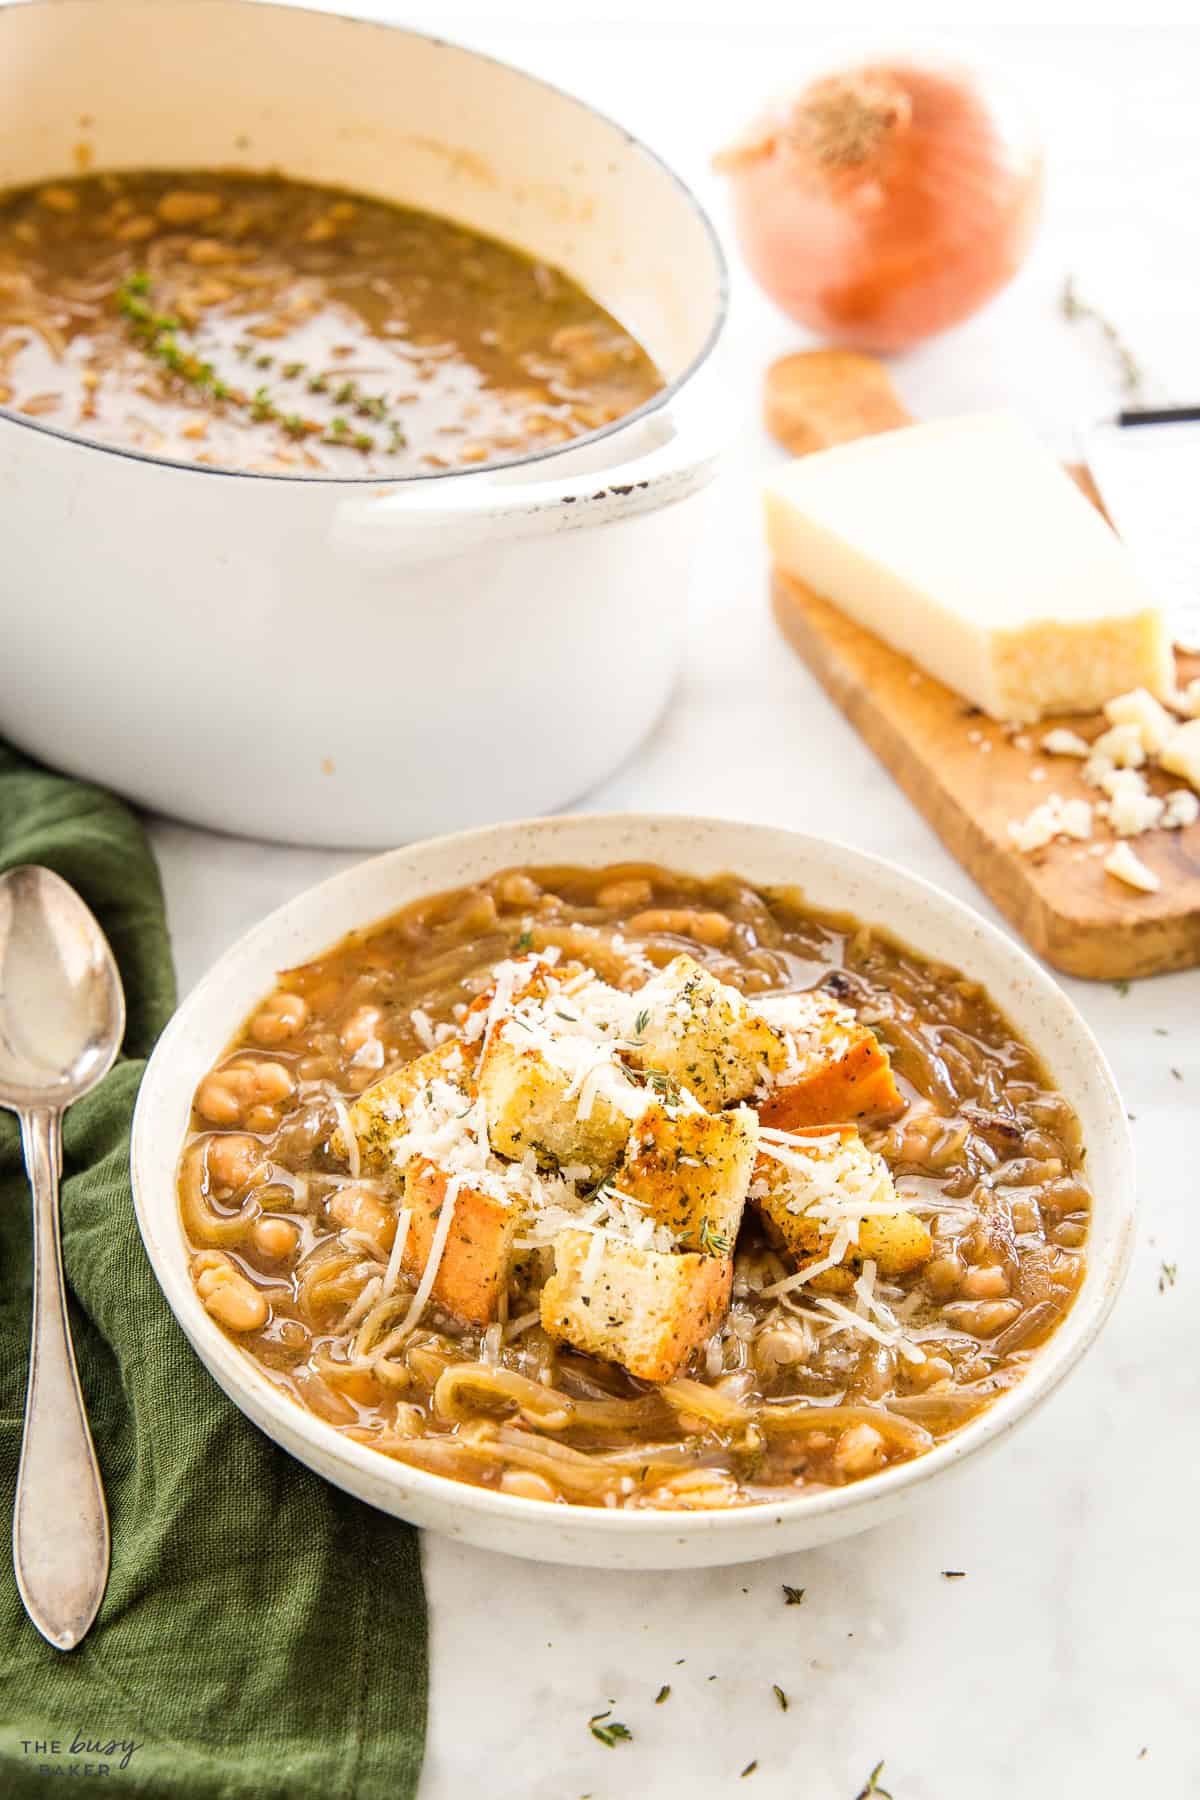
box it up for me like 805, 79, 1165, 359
765, 350, 1200, 982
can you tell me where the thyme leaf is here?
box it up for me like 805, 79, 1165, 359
588, 1711, 632, 1748
854, 1762, 893, 1800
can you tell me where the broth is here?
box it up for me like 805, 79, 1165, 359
0, 169, 663, 475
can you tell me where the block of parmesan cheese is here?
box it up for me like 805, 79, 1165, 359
764, 412, 1173, 723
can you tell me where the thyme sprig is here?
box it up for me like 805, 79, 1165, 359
1060, 276, 1145, 400
698, 1215, 731, 1257
114, 271, 408, 455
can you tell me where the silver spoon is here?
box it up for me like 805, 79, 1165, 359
0, 865, 126, 1650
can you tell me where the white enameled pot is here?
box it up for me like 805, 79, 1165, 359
0, 0, 727, 846
131, 815, 1136, 1571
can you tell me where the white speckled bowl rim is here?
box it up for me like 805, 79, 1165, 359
131, 816, 1136, 1568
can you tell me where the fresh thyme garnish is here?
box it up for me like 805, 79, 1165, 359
634, 1008, 650, 1037
588, 1711, 632, 1748
113, 271, 409, 456
854, 1762, 893, 1800
1171, 1067, 1183, 1081
1159, 1261, 1177, 1293
515, 929, 534, 952
654, 1684, 670, 1704
1060, 276, 1145, 399
1112, 979, 1131, 996
941, 1569, 966, 1579
629, 1066, 682, 1106
740, 1762, 758, 1779
1154, 1027, 1169, 1036
698, 1215, 731, 1257
772, 1684, 789, 1711
782, 1584, 805, 1605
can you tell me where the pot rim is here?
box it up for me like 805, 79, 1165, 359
0, 0, 729, 486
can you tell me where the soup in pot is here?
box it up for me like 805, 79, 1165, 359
0, 169, 663, 475
178, 864, 1091, 1511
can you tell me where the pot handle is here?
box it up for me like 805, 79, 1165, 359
329, 389, 722, 565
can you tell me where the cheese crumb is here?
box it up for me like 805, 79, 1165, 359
1090, 722, 1146, 770
1162, 788, 1200, 829
1103, 842, 1161, 893
1103, 687, 1177, 755
1160, 719, 1200, 793
1040, 728, 1090, 758
1096, 769, 1164, 837
1008, 794, 1093, 853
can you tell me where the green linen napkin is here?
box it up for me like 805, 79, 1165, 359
0, 747, 427, 1797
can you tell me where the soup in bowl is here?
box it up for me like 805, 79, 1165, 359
131, 816, 1135, 1568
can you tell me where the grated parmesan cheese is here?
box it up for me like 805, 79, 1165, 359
382, 1206, 413, 1297
331, 1097, 361, 1179
410, 1007, 436, 1052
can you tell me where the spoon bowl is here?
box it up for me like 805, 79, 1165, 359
0, 865, 126, 1110
0, 864, 126, 1650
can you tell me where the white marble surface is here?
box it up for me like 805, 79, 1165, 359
150, 5, 1200, 1793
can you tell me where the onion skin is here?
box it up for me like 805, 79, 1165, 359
719, 60, 1044, 353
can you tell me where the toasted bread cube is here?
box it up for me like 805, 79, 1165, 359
752, 1126, 930, 1280
753, 992, 902, 1128
856, 1210, 932, 1276
477, 1025, 643, 1175
341, 1040, 471, 1174
540, 1229, 733, 1383
628, 954, 788, 1109
402, 1158, 521, 1326
616, 1103, 758, 1255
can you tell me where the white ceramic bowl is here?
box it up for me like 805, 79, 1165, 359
131, 816, 1136, 1568
0, 1, 726, 847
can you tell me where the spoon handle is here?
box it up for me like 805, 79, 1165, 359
13, 1106, 110, 1650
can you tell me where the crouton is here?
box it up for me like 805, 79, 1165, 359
477, 1024, 645, 1176
402, 1158, 522, 1326
341, 1040, 471, 1174
753, 992, 902, 1128
540, 1229, 733, 1383
627, 954, 788, 1109
615, 1103, 758, 1255
752, 1126, 930, 1282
